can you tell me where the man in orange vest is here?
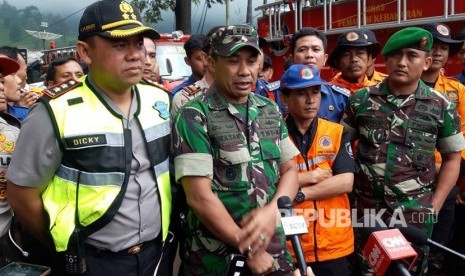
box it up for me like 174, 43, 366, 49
420, 22, 465, 274
362, 29, 387, 84
328, 30, 378, 94
280, 64, 358, 276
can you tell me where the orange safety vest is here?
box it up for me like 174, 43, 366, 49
433, 74, 465, 163
331, 73, 377, 94
287, 118, 354, 263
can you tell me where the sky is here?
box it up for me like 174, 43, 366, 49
12, 0, 265, 34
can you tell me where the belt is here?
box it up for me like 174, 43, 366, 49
85, 237, 160, 256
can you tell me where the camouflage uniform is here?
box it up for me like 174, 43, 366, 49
173, 84, 298, 275
343, 79, 465, 275
344, 79, 465, 235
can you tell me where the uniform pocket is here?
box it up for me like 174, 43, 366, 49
259, 139, 281, 160
212, 147, 251, 191
404, 122, 436, 168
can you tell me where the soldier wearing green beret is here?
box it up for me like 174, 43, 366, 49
342, 27, 465, 274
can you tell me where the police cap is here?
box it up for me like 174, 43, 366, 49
79, 0, 160, 40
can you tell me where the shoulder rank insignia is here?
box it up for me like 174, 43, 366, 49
182, 84, 202, 95
43, 79, 82, 99
331, 85, 350, 97
141, 78, 171, 94
266, 80, 280, 91
153, 101, 170, 120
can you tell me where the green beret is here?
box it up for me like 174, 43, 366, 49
382, 27, 433, 56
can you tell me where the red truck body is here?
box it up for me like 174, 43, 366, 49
256, 0, 465, 81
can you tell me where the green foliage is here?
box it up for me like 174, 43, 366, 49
0, 0, 77, 50
130, 0, 225, 24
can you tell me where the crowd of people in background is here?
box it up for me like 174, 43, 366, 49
0, 0, 464, 275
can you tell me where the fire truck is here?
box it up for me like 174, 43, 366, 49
28, 31, 191, 91
155, 30, 191, 91
255, 0, 465, 81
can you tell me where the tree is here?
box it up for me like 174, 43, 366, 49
130, 0, 225, 34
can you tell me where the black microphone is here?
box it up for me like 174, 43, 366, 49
361, 215, 412, 276
387, 218, 465, 261
278, 196, 307, 276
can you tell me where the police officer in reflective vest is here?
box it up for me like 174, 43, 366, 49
6, 1, 171, 275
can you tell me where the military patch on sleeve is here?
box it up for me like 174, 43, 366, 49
182, 84, 202, 95
266, 80, 280, 91
43, 79, 82, 99
331, 85, 351, 97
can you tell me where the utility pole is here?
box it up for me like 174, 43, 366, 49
246, 0, 252, 24
226, 0, 229, 25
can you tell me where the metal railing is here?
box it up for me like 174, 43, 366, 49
255, 0, 465, 41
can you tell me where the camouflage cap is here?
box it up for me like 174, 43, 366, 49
280, 64, 328, 94
422, 23, 463, 56
79, 0, 160, 40
328, 30, 380, 69
0, 56, 19, 76
382, 27, 433, 56
210, 25, 261, 57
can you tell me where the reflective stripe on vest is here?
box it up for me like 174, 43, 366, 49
42, 79, 171, 251
292, 118, 341, 172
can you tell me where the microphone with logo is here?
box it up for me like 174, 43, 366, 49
361, 215, 416, 276
386, 218, 465, 261
278, 196, 308, 276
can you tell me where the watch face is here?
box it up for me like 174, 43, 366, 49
295, 191, 305, 202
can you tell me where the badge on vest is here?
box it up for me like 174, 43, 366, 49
153, 101, 170, 119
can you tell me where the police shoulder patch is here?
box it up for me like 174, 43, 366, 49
266, 80, 280, 91
43, 79, 82, 99
331, 85, 350, 97
182, 84, 202, 95
141, 78, 170, 93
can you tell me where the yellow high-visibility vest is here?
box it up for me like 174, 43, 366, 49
42, 78, 172, 252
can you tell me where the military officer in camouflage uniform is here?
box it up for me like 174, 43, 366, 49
173, 25, 300, 275
342, 27, 465, 273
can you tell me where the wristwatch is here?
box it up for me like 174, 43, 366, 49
295, 187, 306, 203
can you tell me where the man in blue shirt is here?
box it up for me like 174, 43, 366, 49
171, 34, 206, 94
288, 28, 350, 123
